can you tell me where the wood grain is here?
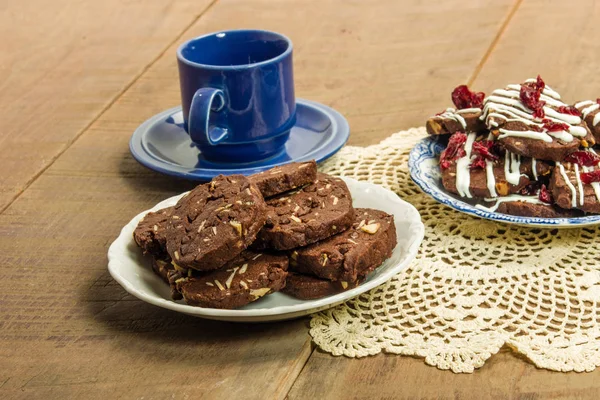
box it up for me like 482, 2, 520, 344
0, 0, 214, 212
471, 0, 600, 102
288, 1, 600, 398
4, 0, 598, 399
173, 0, 516, 147
288, 346, 600, 400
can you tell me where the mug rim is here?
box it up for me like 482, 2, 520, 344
176, 29, 293, 70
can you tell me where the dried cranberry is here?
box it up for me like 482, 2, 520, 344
520, 75, 546, 118
597, 98, 600, 105
469, 156, 486, 170
542, 119, 570, 132
439, 132, 467, 169
564, 151, 600, 167
538, 184, 553, 204
557, 105, 581, 116
451, 85, 485, 109
580, 170, 600, 184
472, 140, 498, 160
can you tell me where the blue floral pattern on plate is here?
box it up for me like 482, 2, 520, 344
408, 135, 600, 228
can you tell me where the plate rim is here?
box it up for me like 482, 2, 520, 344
408, 135, 600, 227
107, 177, 425, 319
129, 98, 350, 180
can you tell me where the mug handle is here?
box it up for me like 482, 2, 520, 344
188, 88, 228, 145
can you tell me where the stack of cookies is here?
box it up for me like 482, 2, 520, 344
426, 77, 600, 217
133, 161, 397, 309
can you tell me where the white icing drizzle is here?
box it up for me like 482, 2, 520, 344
547, 129, 574, 142
485, 103, 586, 138
581, 103, 599, 118
532, 158, 538, 180
437, 108, 467, 130
544, 107, 582, 126
565, 125, 588, 137
557, 162, 578, 208
455, 132, 477, 198
475, 195, 543, 212
457, 107, 481, 114
583, 165, 600, 203
497, 128, 553, 142
484, 132, 497, 198
574, 163, 584, 206
482, 80, 585, 143
575, 100, 594, 108
499, 87, 563, 108
577, 101, 600, 127
485, 160, 497, 198
504, 152, 522, 185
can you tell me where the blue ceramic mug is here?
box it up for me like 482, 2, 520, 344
177, 30, 296, 163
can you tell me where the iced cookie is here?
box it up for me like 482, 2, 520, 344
439, 132, 552, 199
482, 77, 593, 161
574, 100, 600, 142
549, 161, 600, 214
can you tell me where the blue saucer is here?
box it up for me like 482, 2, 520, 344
130, 99, 349, 180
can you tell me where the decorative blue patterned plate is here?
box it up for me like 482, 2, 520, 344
129, 99, 349, 180
408, 135, 600, 228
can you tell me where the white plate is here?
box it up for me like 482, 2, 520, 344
107, 177, 424, 322
409, 135, 600, 228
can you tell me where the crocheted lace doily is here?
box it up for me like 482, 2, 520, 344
312, 127, 600, 373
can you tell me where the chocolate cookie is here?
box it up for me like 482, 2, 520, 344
133, 206, 173, 257
440, 132, 552, 199
495, 200, 580, 218
282, 272, 363, 300
166, 175, 267, 271
549, 163, 600, 213
482, 79, 594, 161
494, 121, 592, 162
426, 108, 485, 136
289, 208, 396, 282
151, 257, 172, 284
149, 257, 184, 300
173, 251, 288, 309
249, 160, 317, 198
253, 173, 355, 250
575, 100, 600, 142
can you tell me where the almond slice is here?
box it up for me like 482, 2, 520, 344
361, 223, 380, 234
230, 220, 243, 236
239, 263, 248, 274
225, 267, 239, 289
250, 288, 270, 299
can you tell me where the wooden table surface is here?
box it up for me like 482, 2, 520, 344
2, 0, 600, 398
